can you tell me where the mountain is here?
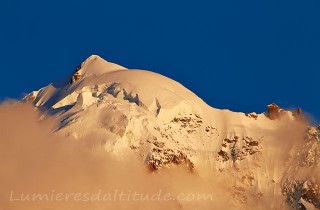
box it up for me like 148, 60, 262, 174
23, 55, 320, 209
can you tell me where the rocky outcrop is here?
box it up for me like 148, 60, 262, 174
22, 91, 39, 103
267, 103, 285, 120
70, 72, 82, 84
218, 136, 261, 163
147, 148, 194, 171
70, 70, 82, 84
245, 112, 258, 120
69, 64, 84, 84
307, 127, 320, 141
294, 107, 303, 117
281, 127, 320, 209
283, 179, 320, 210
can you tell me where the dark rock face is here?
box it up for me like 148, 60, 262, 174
70, 72, 82, 84
296, 107, 303, 116
282, 180, 320, 210
147, 149, 194, 171
293, 107, 305, 121
69, 65, 83, 84
267, 103, 285, 120
245, 112, 258, 120
217, 136, 261, 162
218, 150, 229, 161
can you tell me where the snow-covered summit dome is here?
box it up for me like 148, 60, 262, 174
70, 55, 127, 83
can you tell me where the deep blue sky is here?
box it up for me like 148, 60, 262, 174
0, 0, 319, 122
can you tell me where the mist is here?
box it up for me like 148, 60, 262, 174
0, 103, 232, 210
0, 102, 317, 210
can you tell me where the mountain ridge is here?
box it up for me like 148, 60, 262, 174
22, 55, 320, 209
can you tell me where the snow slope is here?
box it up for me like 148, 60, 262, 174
23, 55, 320, 209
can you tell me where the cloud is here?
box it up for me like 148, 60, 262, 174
0, 102, 317, 210
0, 103, 232, 210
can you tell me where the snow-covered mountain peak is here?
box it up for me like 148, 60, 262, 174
22, 55, 320, 209
81, 54, 127, 73
70, 55, 127, 83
